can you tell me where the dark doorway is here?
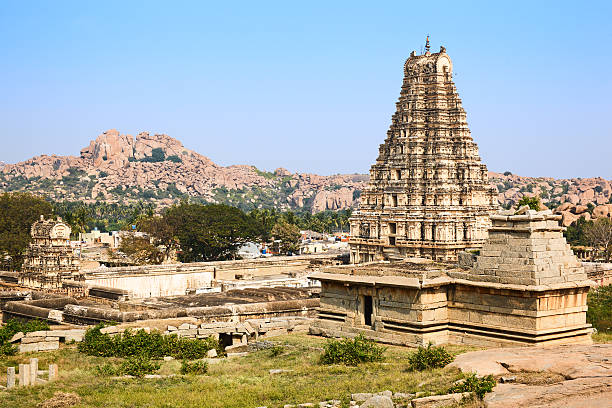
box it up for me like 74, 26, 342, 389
364, 295, 373, 327
219, 333, 233, 349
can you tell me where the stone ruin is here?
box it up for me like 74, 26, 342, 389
20, 215, 80, 289
349, 46, 498, 264
312, 209, 593, 347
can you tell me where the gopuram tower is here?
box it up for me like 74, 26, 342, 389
349, 41, 499, 263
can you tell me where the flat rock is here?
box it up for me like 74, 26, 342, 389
352, 393, 373, 402
269, 369, 293, 375
361, 395, 394, 408
450, 344, 612, 378
452, 344, 612, 408
484, 378, 612, 408
9, 332, 24, 343
411, 393, 470, 408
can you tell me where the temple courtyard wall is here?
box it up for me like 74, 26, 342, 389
77, 254, 338, 298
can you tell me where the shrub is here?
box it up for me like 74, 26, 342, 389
448, 373, 496, 399
78, 324, 222, 359
269, 345, 284, 357
120, 355, 161, 377
180, 359, 208, 375
96, 355, 161, 377
407, 343, 454, 371
320, 334, 385, 366
0, 319, 50, 356
587, 285, 612, 332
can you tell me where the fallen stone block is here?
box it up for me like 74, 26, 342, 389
207, 349, 217, 358
410, 392, 470, 408
225, 343, 248, 353
45, 329, 86, 338
178, 323, 190, 330
25, 331, 47, 338
64, 334, 83, 342
45, 337, 60, 342
19, 341, 59, 353
21, 337, 44, 344
9, 332, 24, 343
100, 326, 122, 334
178, 329, 197, 337
261, 329, 288, 338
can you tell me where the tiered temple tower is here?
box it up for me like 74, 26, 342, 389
349, 45, 499, 263
21, 215, 80, 288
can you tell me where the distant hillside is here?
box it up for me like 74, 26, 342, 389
489, 171, 612, 225
0, 129, 367, 212
2, 129, 610, 222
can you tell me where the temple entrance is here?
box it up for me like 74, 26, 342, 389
364, 295, 373, 327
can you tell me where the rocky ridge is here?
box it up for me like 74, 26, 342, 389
489, 171, 612, 226
0, 129, 367, 212
2, 130, 611, 221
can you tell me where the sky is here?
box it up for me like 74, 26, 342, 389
1, 1, 611, 179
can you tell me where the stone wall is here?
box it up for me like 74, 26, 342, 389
81, 254, 338, 298
312, 210, 594, 347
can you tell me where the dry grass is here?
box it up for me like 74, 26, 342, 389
512, 371, 565, 386
0, 334, 476, 408
37, 392, 81, 408
592, 331, 612, 343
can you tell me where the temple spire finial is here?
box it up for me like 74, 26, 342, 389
425, 35, 430, 53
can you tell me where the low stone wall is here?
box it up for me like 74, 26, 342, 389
80, 254, 342, 298
61, 298, 319, 325
2, 294, 78, 323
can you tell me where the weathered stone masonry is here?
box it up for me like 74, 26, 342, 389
349, 47, 498, 263
313, 210, 593, 347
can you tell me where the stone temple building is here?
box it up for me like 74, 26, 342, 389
349, 44, 498, 263
312, 209, 593, 347
21, 216, 80, 289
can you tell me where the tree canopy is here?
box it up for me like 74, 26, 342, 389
271, 221, 301, 255
164, 203, 259, 262
0, 192, 53, 270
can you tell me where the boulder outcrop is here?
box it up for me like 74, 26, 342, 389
0, 130, 367, 212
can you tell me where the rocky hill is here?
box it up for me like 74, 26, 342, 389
0, 129, 367, 212
2, 129, 611, 223
489, 171, 612, 226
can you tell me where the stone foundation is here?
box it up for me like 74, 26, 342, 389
311, 210, 594, 347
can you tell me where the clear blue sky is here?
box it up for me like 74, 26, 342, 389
1, 1, 611, 178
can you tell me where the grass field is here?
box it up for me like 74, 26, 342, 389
2, 332, 608, 408
0, 334, 476, 408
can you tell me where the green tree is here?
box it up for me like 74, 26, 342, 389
166, 203, 258, 262
0, 192, 53, 270
118, 235, 163, 265
138, 215, 179, 262
565, 217, 593, 247
516, 195, 541, 211
271, 221, 301, 255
